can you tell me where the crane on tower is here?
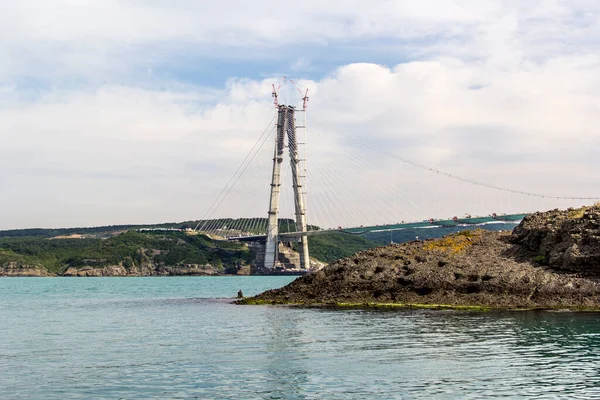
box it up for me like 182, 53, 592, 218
289, 79, 309, 110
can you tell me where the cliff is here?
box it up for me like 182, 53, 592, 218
60, 263, 220, 277
244, 206, 600, 310
0, 262, 55, 277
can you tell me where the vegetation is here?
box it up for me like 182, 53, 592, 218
2, 219, 517, 275
534, 255, 548, 265
0, 231, 252, 274
0, 230, 377, 275
293, 233, 379, 263
0, 249, 39, 265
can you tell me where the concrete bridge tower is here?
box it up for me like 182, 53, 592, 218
264, 105, 310, 270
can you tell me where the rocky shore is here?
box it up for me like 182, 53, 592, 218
0, 262, 226, 277
0, 262, 54, 277
242, 206, 600, 310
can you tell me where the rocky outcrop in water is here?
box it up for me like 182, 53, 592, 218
245, 206, 600, 310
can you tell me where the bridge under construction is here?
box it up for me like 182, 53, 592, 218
194, 81, 599, 271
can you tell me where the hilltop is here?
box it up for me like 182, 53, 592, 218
244, 206, 600, 310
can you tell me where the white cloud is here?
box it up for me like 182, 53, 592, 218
3, 54, 600, 228
1, 0, 600, 229
2, 0, 597, 83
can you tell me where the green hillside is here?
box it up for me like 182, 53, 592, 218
0, 221, 520, 275
0, 231, 251, 274
295, 233, 380, 263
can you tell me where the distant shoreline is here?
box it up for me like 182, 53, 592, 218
0, 268, 307, 278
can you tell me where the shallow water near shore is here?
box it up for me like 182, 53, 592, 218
1, 277, 599, 399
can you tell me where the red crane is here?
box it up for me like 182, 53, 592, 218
289, 79, 309, 111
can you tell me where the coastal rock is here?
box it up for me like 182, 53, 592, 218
62, 263, 218, 277
236, 264, 251, 275
157, 264, 217, 276
246, 207, 600, 309
61, 265, 127, 276
0, 262, 53, 277
102, 265, 128, 276
62, 267, 79, 276
511, 206, 600, 275
75, 267, 103, 277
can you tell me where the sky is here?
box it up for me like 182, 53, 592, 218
1, 0, 600, 229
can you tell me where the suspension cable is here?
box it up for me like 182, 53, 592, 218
311, 119, 600, 201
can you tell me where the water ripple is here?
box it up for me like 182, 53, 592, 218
1, 277, 600, 399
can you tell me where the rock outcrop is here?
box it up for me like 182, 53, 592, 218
62, 265, 128, 277
2, 258, 223, 277
511, 206, 600, 275
0, 262, 54, 277
245, 206, 600, 310
61, 263, 218, 276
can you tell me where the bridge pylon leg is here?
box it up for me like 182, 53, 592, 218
264, 105, 310, 270
286, 108, 310, 271
264, 107, 286, 270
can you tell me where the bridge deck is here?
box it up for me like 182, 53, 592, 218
339, 214, 527, 234
224, 213, 528, 241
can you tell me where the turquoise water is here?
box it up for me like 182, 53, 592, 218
1, 277, 599, 399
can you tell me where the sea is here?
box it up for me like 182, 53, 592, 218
1, 276, 599, 399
